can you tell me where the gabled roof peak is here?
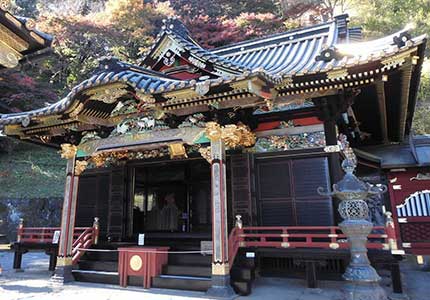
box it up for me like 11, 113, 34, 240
161, 16, 190, 39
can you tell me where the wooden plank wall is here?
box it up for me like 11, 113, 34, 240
108, 167, 126, 241
230, 153, 255, 226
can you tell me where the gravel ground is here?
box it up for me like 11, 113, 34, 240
1, 250, 429, 300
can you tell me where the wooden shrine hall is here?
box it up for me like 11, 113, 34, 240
1, 14, 429, 297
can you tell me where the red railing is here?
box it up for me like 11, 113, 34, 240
228, 227, 242, 264
16, 217, 100, 265
72, 226, 99, 264
228, 225, 392, 266
17, 226, 91, 243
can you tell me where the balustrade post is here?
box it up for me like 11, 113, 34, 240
384, 212, 398, 252
205, 122, 235, 298
17, 218, 24, 242
93, 217, 100, 245
52, 144, 81, 284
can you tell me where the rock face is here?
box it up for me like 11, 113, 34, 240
0, 198, 62, 242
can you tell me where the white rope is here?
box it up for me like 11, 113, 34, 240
76, 248, 213, 254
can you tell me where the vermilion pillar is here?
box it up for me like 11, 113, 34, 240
205, 123, 235, 297
52, 146, 79, 283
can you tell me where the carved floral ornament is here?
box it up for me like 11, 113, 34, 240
204, 122, 256, 148
201, 122, 256, 162
74, 160, 88, 176
86, 85, 129, 104
59, 143, 77, 159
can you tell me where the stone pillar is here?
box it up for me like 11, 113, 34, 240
52, 144, 79, 284
205, 123, 235, 298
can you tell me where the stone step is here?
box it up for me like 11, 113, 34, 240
168, 254, 212, 266
78, 260, 118, 272
152, 275, 211, 292
163, 264, 211, 277
72, 269, 119, 285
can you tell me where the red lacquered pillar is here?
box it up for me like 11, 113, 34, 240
205, 123, 235, 297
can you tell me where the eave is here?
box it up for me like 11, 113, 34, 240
0, 7, 52, 68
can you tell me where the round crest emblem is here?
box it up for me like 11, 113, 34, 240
129, 255, 142, 271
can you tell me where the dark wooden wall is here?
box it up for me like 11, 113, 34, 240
230, 151, 335, 227
108, 167, 127, 240
76, 171, 110, 237
256, 155, 333, 226
75, 167, 127, 241
230, 153, 255, 225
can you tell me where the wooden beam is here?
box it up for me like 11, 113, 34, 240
398, 63, 413, 142
255, 124, 324, 137
375, 80, 389, 143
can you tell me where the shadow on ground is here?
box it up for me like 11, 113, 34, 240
1, 284, 53, 293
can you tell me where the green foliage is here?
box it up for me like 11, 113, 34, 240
0, 138, 66, 199
350, 0, 430, 39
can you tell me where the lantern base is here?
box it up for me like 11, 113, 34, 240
342, 281, 388, 300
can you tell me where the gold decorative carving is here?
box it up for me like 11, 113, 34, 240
86, 84, 128, 104
0, 0, 10, 10
25, 18, 36, 30
221, 124, 242, 148
56, 256, 73, 267
327, 69, 348, 80
381, 51, 414, 69
198, 146, 211, 163
74, 160, 88, 176
60, 144, 77, 159
129, 255, 143, 271
205, 122, 222, 141
264, 98, 274, 110
168, 143, 187, 159
90, 152, 109, 167
205, 122, 256, 148
69, 103, 84, 118
212, 263, 230, 275
136, 90, 156, 105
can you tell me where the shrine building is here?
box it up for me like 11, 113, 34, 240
1, 12, 429, 297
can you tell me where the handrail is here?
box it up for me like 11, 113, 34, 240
228, 224, 394, 270
228, 227, 242, 264
16, 217, 100, 265
235, 226, 389, 250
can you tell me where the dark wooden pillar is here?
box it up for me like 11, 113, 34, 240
324, 118, 343, 183
391, 261, 403, 294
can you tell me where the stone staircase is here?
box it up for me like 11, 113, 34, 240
72, 243, 255, 295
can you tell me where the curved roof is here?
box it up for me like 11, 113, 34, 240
0, 15, 427, 144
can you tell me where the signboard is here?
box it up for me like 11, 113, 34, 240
200, 241, 212, 255
52, 230, 61, 244
138, 233, 145, 246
